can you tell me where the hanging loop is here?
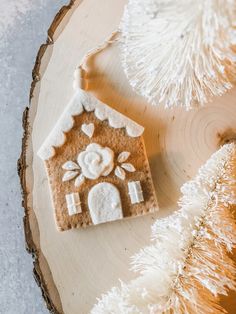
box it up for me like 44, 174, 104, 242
73, 30, 119, 91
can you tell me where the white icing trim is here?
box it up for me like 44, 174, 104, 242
65, 193, 82, 216
37, 88, 144, 160
38, 92, 83, 160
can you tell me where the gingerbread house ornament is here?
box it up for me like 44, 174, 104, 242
38, 87, 158, 231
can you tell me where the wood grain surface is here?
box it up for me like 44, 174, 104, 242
19, 0, 236, 313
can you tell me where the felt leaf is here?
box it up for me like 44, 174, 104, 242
115, 166, 126, 180
62, 170, 79, 182
117, 151, 131, 163
62, 161, 80, 171
121, 163, 136, 172
74, 174, 85, 188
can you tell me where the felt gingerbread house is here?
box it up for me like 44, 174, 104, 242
38, 88, 158, 231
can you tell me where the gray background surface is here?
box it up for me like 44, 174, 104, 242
0, 1, 67, 313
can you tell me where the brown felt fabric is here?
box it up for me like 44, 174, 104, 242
45, 111, 158, 231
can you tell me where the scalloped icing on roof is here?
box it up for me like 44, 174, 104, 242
37, 88, 144, 160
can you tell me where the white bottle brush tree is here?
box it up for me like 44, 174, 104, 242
120, 0, 236, 109
92, 143, 236, 314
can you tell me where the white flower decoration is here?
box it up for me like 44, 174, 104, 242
62, 146, 135, 186
77, 143, 114, 180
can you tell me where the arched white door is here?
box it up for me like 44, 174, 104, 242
88, 182, 123, 225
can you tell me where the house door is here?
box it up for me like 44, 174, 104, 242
88, 182, 123, 225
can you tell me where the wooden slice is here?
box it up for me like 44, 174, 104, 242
18, 0, 236, 313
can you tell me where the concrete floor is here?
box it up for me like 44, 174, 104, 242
0, 1, 67, 313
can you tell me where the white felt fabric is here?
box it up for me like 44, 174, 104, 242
65, 193, 82, 216
81, 123, 95, 138
37, 88, 144, 160
88, 182, 123, 225
77, 143, 114, 180
128, 181, 144, 204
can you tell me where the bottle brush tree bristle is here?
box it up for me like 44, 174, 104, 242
92, 143, 236, 314
120, 0, 236, 110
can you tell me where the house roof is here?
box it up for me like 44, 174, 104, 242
37, 88, 144, 160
